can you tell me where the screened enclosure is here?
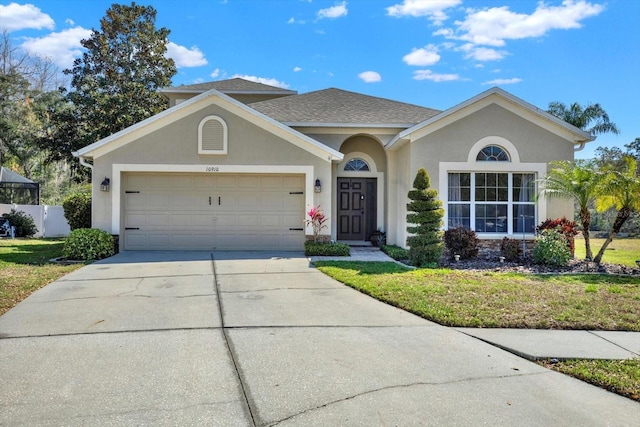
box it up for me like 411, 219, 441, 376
0, 167, 40, 205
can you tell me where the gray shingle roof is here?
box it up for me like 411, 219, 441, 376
248, 88, 441, 126
164, 78, 296, 94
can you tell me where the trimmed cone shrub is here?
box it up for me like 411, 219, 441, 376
62, 191, 91, 230
406, 168, 444, 267
1, 209, 38, 237
64, 228, 115, 261
444, 227, 479, 260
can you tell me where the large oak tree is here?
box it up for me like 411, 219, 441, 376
42, 2, 177, 164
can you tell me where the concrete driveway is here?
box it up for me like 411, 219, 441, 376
0, 251, 638, 426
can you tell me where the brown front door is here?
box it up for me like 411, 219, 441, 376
337, 178, 376, 241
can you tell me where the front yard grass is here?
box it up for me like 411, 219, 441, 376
574, 237, 640, 267
0, 239, 84, 316
314, 261, 640, 331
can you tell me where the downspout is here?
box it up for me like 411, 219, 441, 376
573, 141, 586, 152
79, 156, 94, 170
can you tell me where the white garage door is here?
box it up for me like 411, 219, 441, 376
122, 173, 306, 251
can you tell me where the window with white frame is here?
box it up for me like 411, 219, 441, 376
448, 171, 536, 234
344, 158, 370, 171
198, 115, 228, 155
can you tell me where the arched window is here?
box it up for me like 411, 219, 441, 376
476, 145, 509, 162
198, 115, 228, 154
344, 158, 370, 171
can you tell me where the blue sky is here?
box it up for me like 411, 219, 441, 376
2, 0, 638, 159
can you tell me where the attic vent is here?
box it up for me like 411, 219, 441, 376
198, 115, 228, 155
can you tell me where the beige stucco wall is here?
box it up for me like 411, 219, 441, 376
91, 103, 333, 236
389, 103, 577, 247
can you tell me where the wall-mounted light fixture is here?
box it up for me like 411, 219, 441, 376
100, 177, 110, 192
314, 178, 321, 193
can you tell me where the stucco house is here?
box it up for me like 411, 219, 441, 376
74, 78, 593, 251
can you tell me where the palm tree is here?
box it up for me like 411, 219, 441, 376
547, 101, 620, 136
538, 160, 601, 260
593, 156, 640, 264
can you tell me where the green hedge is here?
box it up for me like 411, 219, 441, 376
304, 241, 350, 256
1, 209, 38, 237
381, 245, 409, 261
62, 191, 91, 230
64, 228, 115, 261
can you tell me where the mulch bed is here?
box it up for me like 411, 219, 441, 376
442, 258, 640, 275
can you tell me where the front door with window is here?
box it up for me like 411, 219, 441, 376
337, 178, 376, 241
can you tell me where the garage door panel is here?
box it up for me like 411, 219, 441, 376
123, 173, 305, 250
147, 214, 170, 226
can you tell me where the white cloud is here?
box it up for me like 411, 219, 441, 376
166, 42, 207, 68
317, 1, 348, 19
358, 71, 381, 83
462, 45, 506, 61
402, 44, 440, 66
293, 66, 302, 72
413, 69, 459, 82
210, 68, 220, 78
386, 0, 461, 25
0, 3, 54, 32
65, 18, 75, 26
288, 17, 295, 24
232, 74, 290, 89
20, 27, 91, 68
441, 1, 605, 47
483, 77, 523, 85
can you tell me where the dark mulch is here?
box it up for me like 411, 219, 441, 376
442, 258, 640, 276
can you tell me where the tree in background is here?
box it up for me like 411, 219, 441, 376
593, 156, 640, 264
40, 2, 176, 164
547, 101, 620, 136
0, 31, 77, 198
406, 168, 444, 267
538, 160, 601, 260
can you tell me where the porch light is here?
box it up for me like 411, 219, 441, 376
314, 179, 321, 193
100, 177, 110, 192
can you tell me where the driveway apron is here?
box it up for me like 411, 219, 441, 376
1, 251, 638, 426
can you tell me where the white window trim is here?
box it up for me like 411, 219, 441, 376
111, 164, 315, 236
468, 136, 520, 163
440, 163, 546, 238
198, 115, 228, 155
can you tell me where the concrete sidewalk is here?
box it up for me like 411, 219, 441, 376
0, 251, 638, 426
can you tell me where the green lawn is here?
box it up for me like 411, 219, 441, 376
574, 237, 640, 266
0, 239, 84, 316
315, 261, 640, 331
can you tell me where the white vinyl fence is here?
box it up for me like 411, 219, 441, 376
0, 204, 71, 238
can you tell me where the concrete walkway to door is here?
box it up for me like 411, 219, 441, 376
0, 251, 638, 426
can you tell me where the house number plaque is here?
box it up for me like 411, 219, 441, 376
205, 166, 220, 172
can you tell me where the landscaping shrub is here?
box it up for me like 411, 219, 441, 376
500, 237, 522, 261
533, 228, 571, 266
1, 209, 38, 237
406, 168, 444, 267
443, 227, 479, 260
304, 241, 350, 256
62, 191, 92, 230
536, 217, 579, 256
63, 228, 115, 261
381, 245, 409, 261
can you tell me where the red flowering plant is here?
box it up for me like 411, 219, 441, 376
305, 205, 328, 242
